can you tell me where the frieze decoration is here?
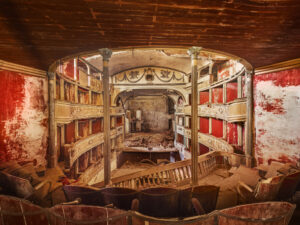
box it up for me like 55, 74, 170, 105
65, 132, 104, 168
177, 125, 185, 136
198, 133, 234, 153
113, 67, 186, 85
55, 101, 103, 124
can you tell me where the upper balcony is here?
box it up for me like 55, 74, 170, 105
183, 98, 246, 122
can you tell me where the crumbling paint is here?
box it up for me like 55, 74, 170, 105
226, 83, 237, 103
199, 91, 209, 104
63, 60, 75, 79
212, 88, 223, 104
254, 68, 300, 165
0, 70, 48, 166
65, 122, 75, 144
227, 122, 238, 145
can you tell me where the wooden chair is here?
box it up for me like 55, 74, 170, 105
237, 175, 284, 203
0, 171, 51, 199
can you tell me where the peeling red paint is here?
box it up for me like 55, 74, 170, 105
92, 119, 102, 134
0, 69, 48, 165
254, 68, 300, 87
212, 88, 223, 104
254, 67, 300, 165
227, 122, 238, 145
63, 60, 75, 79
199, 91, 209, 105
226, 82, 237, 102
258, 93, 285, 114
199, 143, 209, 155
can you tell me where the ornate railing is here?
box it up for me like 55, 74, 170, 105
64, 132, 104, 168
94, 151, 226, 189
184, 99, 246, 122
55, 101, 103, 124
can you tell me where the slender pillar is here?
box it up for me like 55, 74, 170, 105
99, 48, 113, 186
245, 70, 254, 167
188, 46, 201, 186
48, 72, 57, 168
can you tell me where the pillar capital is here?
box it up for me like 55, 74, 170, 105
187, 46, 202, 59
99, 48, 112, 61
48, 71, 55, 80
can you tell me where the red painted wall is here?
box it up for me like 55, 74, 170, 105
63, 60, 75, 79
211, 118, 223, 138
226, 82, 238, 102
199, 143, 209, 155
92, 119, 102, 134
199, 92, 209, 105
254, 67, 300, 165
65, 122, 75, 144
199, 117, 209, 133
0, 69, 48, 166
227, 122, 238, 145
212, 88, 223, 104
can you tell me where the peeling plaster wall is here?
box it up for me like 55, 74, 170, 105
0, 70, 48, 166
127, 96, 171, 132
254, 68, 300, 165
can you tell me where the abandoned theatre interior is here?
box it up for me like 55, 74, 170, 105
0, 1, 299, 224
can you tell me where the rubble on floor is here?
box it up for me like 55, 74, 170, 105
124, 131, 175, 150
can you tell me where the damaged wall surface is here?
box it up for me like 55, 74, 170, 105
254, 68, 300, 165
0, 69, 48, 166
127, 96, 171, 132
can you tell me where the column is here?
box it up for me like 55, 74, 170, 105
245, 70, 254, 167
48, 72, 57, 168
188, 46, 201, 186
99, 48, 113, 186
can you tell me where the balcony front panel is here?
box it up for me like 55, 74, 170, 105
198, 104, 227, 120
116, 125, 124, 136
55, 100, 103, 124
110, 107, 124, 115
177, 125, 185, 136
227, 98, 247, 122
110, 128, 117, 139
198, 133, 234, 153
175, 106, 184, 114
184, 105, 191, 115
67, 132, 104, 167
184, 128, 192, 139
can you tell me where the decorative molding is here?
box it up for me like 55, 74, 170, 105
175, 106, 184, 114
198, 104, 227, 120
110, 107, 124, 115
55, 101, 103, 124
177, 125, 185, 136
184, 99, 246, 122
65, 132, 104, 168
113, 67, 185, 85
198, 132, 234, 153
255, 58, 300, 75
0, 59, 47, 78
227, 98, 247, 122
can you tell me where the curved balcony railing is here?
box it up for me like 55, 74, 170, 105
184, 98, 246, 122
55, 101, 103, 124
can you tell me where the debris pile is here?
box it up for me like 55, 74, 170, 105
125, 131, 174, 150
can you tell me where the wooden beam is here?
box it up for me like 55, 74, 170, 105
99, 48, 113, 186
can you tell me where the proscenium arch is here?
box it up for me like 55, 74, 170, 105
113, 88, 187, 106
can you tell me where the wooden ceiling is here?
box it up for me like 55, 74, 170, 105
0, 0, 299, 70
